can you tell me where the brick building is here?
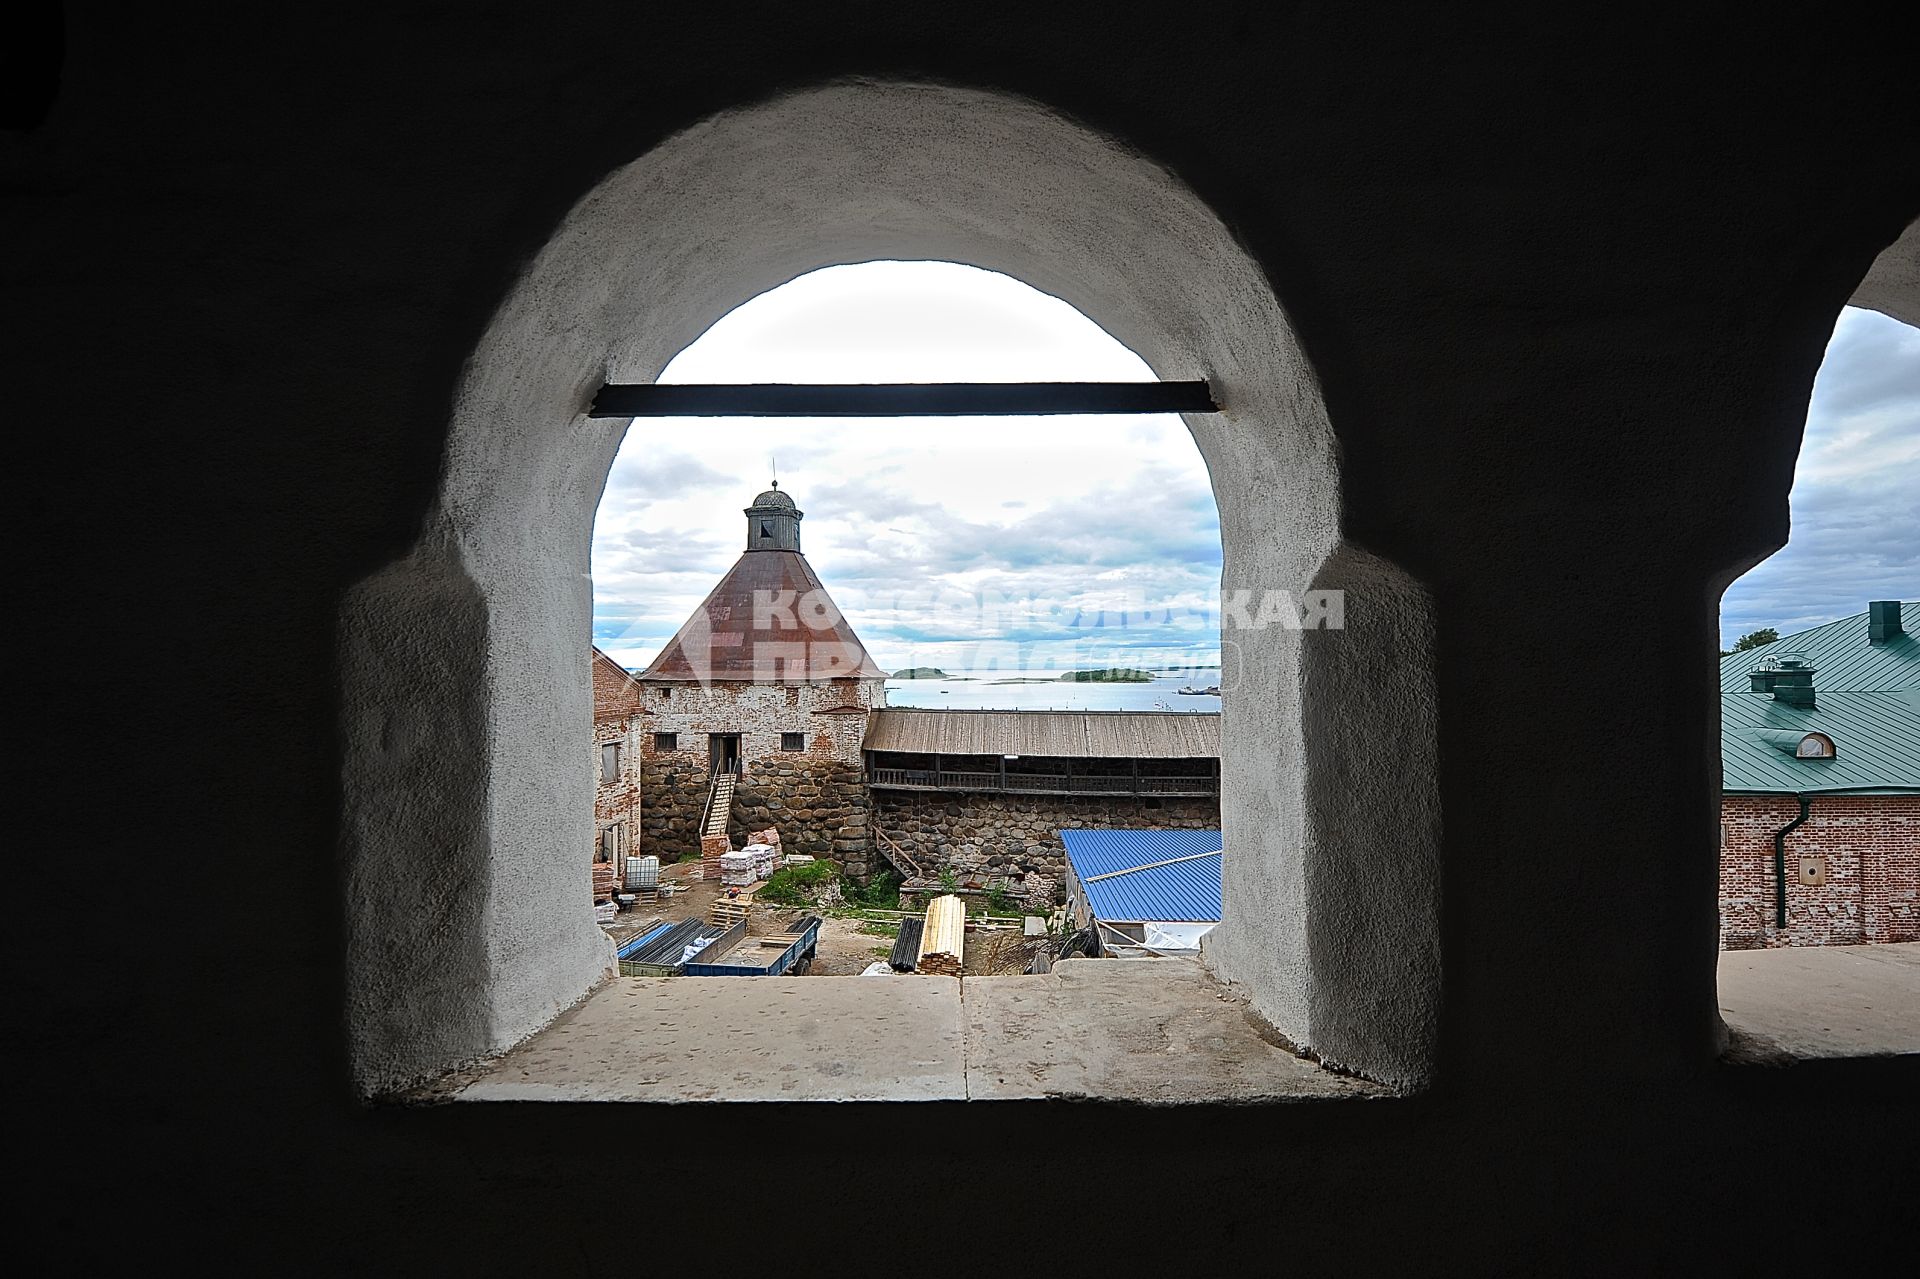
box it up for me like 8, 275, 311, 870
633, 486, 888, 863
591, 646, 645, 874
1718, 600, 1920, 948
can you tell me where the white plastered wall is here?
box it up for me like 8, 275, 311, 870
340, 80, 1441, 1095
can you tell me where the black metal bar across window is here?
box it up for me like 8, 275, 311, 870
588, 381, 1217, 418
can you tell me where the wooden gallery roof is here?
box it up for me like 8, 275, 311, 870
864, 709, 1220, 758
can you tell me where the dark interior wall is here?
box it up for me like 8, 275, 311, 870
11, 4, 1918, 1269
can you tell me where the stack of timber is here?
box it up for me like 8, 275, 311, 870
916, 895, 966, 976
889, 915, 925, 972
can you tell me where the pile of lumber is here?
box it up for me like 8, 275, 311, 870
916, 894, 966, 976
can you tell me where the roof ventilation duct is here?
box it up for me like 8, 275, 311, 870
1868, 600, 1905, 644
1768, 654, 1817, 709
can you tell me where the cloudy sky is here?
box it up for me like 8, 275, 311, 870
591, 263, 1917, 669
1718, 305, 1920, 645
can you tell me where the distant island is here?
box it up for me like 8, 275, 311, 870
891, 667, 951, 679
1057, 668, 1155, 683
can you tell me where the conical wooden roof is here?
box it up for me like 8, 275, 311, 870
637, 549, 888, 682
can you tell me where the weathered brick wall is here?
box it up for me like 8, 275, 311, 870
874, 790, 1220, 904
636, 677, 882, 766
593, 715, 642, 857
590, 650, 644, 865
1719, 794, 1920, 949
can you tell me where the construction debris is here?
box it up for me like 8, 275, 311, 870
916, 895, 966, 976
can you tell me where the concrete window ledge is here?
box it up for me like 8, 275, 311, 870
432, 959, 1386, 1104
1719, 942, 1920, 1065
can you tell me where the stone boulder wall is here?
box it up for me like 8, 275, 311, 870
637, 765, 712, 863
874, 791, 1220, 906
729, 758, 872, 881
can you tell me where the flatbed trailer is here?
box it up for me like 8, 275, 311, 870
618, 918, 747, 976
682, 915, 821, 977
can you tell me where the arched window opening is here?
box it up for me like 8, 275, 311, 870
590, 263, 1226, 959
1714, 228, 1920, 1060
339, 82, 1442, 1101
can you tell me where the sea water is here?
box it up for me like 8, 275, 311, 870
882, 669, 1221, 712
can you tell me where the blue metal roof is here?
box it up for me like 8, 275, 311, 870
1059, 829, 1222, 923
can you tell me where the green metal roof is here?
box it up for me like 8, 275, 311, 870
1721, 690, 1920, 794
1719, 601, 1920, 693
1719, 601, 1920, 794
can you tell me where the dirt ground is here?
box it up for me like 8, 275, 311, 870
599, 859, 1054, 976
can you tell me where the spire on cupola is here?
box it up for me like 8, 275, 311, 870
745, 481, 802, 552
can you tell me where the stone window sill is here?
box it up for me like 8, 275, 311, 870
429, 958, 1387, 1104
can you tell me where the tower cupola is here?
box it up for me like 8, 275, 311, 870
745, 483, 802, 552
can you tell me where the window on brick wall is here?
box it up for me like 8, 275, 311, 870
654, 732, 676, 751
601, 742, 620, 779
781, 732, 805, 751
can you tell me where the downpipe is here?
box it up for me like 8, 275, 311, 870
1773, 794, 1811, 931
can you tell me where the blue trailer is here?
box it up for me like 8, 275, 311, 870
682, 915, 822, 977
617, 918, 745, 976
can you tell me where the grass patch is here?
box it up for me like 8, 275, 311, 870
856, 921, 900, 938
844, 869, 903, 911
758, 860, 843, 906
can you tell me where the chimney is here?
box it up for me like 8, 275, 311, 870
1747, 668, 1777, 694
1769, 654, 1816, 709
1868, 600, 1904, 644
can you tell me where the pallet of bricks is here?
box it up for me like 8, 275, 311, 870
591, 860, 619, 923
698, 832, 731, 883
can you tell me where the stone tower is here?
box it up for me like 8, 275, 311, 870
633, 485, 887, 873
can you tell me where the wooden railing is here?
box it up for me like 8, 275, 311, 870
868, 767, 1217, 797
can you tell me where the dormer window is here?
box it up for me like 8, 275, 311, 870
1795, 732, 1836, 759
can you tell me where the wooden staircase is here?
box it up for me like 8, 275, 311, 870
874, 827, 923, 880
703, 773, 736, 839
